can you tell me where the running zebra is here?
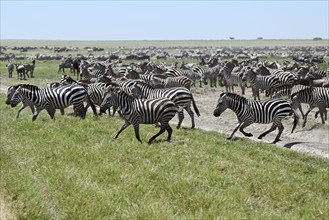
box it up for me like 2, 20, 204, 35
241, 67, 280, 100
10, 84, 97, 121
133, 81, 200, 129
101, 87, 178, 144
213, 92, 298, 143
291, 87, 329, 127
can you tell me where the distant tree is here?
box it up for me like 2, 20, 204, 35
229, 37, 235, 40
313, 37, 322, 41
257, 37, 263, 40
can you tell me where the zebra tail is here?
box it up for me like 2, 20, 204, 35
291, 110, 299, 133
191, 95, 200, 117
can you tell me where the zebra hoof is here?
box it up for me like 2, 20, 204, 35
258, 135, 263, 139
245, 133, 253, 137
272, 139, 280, 144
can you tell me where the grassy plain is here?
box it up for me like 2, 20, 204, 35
1, 93, 329, 219
0, 39, 329, 219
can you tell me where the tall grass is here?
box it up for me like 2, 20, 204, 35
0, 93, 328, 219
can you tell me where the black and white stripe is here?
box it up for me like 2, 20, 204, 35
150, 75, 193, 90
6, 85, 35, 119
101, 87, 178, 144
242, 67, 280, 100
291, 87, 329, 126
10, 84, 96, 121
219, 63, 246, 94
133, 81, 200, 129
213, 92, 298, 143
166, 68, 200, 87
192, 64, 222, 87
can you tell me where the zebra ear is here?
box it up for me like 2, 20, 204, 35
220, 92, 227, 98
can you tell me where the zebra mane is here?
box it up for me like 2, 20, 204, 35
221, 92, 248, 103
17, 84, 40, 90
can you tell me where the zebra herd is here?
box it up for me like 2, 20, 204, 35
6, 59, 36, 80
5, 57, 329, 144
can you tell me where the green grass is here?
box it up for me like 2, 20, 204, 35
1, 40, 329, 219
1, 93, 328, 219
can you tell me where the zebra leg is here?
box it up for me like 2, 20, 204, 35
238, 121, 253, 137
302, 105, 315, 127
315, 110, 320, 118
31, 107, 43, 121
16, 104, 28, 119
273, 122, 284, 143
227, 122, 243, 140
184, 106, 195, 129
176, 109, 184, 129
148, 125, 167, 144
258, 123, 279, 142
46, 108, 56, 120
133, 123, 143, 144
114, 120, 131, 140
317, 106, 326, 124
60, 108, 65, 115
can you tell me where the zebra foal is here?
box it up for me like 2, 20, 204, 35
213, 92, 298, 143
101, 87, 178, 144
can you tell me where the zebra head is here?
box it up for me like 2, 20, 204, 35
100, 87, 118, 112
213, 93, 229, 117
241, 67, 255, 82
5, 85, 18, 105
10, 85, 24, 107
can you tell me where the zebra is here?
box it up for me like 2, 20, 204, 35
191, 65, 213, 87
15, 63, 28, 80
6, 62, 14, 78
213, 92, 298, 143
274, 71, 297, 86
219, 62, 246, 94
10, 84, 97, 121
6, 85, 35, 119
241, 67, 280, 100
23, 59, 36, 78
291, 87, 329, 127
100, 87, 178, 144
193, 64, 222, 88
58, 57, 74, 74
60, 75, 115, 115
150, 75, 193, 90
165, 68, 199, 87
133, 80, 200, 129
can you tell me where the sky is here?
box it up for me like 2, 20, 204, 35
1, 0, 328, 40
